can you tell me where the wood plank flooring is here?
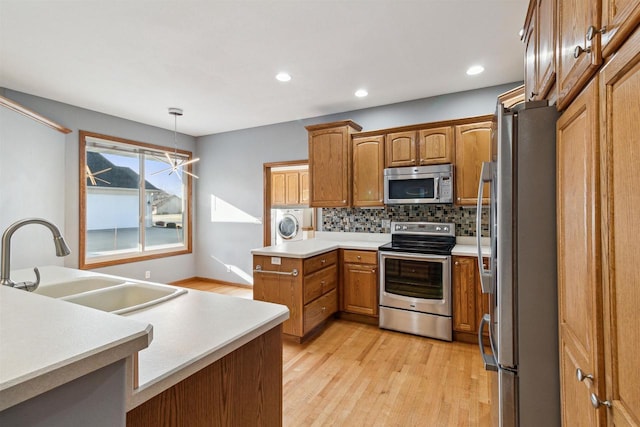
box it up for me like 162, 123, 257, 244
177, 279, 492, 427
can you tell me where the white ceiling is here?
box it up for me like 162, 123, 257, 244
0, 0, 528, 136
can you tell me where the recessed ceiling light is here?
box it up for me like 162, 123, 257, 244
355, 89, 368, 98
466, 65, 484, 76
275, 72, 291, 82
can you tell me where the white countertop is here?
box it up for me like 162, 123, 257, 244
251, 231, 390, 258
251, 232, 490, 258
2, 266, 289, 411
0, 283, 152, 411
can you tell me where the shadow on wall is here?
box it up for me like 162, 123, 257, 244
210, 254, 253, 285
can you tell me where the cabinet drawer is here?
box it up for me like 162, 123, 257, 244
303, 264, 337, 304
343, 250, 377, 264
304, 288, 337, 333
304, 250, 337, 274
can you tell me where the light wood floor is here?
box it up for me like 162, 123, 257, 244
177, 280, 492, 427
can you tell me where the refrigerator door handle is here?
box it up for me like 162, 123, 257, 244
476, 161, 494, 294
478, 314, 498, 371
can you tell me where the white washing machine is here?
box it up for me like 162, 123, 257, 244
272, 209, 304, 245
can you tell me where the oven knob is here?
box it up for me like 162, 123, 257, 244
436, 226, 441, 231
402, 226, 408, 230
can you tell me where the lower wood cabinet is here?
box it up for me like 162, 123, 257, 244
341, 249, 378, 317
253, 251, 338, 341
452, 255, 489, 344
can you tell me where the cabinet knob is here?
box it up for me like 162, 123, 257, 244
321, 259, 326, 264
574, 45, 591, 59
321, 306, 326, 312
320, 280, 325, 285
586, 25, 607, 41
590, 393, 612, 409
357, 255, 361, 259
455, 261, 459, 265
371, 269, 375, 273
576, 368, 594, 383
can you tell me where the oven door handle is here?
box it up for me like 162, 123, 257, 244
381, 252, 449, 262
478, 314, 498, 371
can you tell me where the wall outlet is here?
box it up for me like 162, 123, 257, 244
381, 219, 391, 229
144, 271, 151, 279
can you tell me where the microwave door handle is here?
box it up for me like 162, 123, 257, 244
478, 314, 498, 371
476, 162, 494, 294
434, 176, 440, 200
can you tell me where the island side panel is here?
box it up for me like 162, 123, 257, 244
126, 324, 283, 427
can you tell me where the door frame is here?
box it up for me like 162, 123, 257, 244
263, 160, 308, 246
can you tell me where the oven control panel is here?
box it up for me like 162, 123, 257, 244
391, 221, 455, 236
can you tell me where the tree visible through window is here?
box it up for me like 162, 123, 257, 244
80, 131, 192, 268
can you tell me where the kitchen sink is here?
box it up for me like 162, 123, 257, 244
34, 277, 126, 298
62, 282, 187, 314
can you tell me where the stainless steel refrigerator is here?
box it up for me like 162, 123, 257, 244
475, 100, 560, 427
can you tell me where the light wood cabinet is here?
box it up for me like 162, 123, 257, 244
523, 0, 555, 101
556, 0, 602, 110
271, 170, 309, 207
452, 256, 490, 343
557, 78, 605, 427
417, 126, 454, 165
454, 121, 491, 206
385, 131, 416, 167
299, 170, 309, 205
352, 135, 384, 207
385, 127, 454, 167
341, 250, 378, 317
253, 251, 338, 342
306, 121, 362, 208
598, 26, 640, 427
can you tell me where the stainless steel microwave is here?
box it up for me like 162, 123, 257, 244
383, 164, 454, 204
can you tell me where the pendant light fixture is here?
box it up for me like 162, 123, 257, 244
151, 107, 199, 179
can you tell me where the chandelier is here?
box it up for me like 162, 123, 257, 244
152, 107, 199, 179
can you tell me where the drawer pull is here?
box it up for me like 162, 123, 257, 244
576, 368, 594, 383
357, 255, 361, 259
321, 259, 326, 264
254, 265, 299, 277
590, 393, 612, 409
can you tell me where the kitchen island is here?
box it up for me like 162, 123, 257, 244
1, 266, 289, 426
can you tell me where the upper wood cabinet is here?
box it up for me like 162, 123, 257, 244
271, 169, 308, 207
556, 0, 603, 110
299, 170, 309, 205
306, 121, 362, 208
523, 0, 555, 101
352, 135, 384, 207
417, 126, 454, 165
601, 0, 640, 58
385, 131, 416, 167
454, 121, 491, 206
498, 84, 526, 109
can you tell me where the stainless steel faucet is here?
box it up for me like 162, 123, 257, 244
1, 218, 71, 291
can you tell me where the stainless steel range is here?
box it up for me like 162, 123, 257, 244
378, 221, 455, 341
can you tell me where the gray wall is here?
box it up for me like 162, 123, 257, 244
195, 82, 520, 284
1, 88, 197, 283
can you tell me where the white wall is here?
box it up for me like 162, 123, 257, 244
0, 106, 67, 271
195, 82, 522, 284
1, 88, 197, 283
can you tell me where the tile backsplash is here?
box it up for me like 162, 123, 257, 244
321, 205, 489, 236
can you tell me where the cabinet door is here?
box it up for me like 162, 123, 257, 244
557, 79, 605, 427
271, 172, 286, 206
601, 0, 640, 58
537, 0, 555, 99
556, 0, 601, 110
253, 256, 303, 337
454, 121, 491, 205
353, 135, 384, 207
452, 256, 477, 333
524, 7, 538, 101
285, 171, 300, 205
600, 27, 640, 427
476, 258, 490, 338
417, 126, 454, 165
299, 170, 309, 205
385, 131, 416, 167
342, 263, 378, 316
308, 127, 350, 207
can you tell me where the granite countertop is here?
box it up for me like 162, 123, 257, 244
2, 266, 289, 411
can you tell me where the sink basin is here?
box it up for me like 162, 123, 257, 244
34, 277, 125, 298
62, 282, 187, 314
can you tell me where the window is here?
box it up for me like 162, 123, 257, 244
79, 131, 192, 268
